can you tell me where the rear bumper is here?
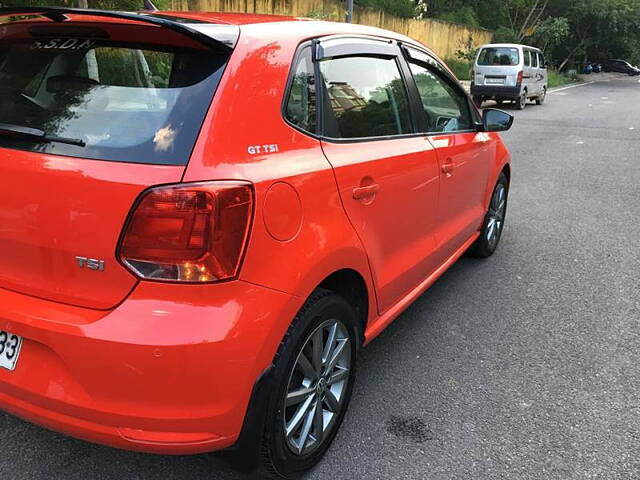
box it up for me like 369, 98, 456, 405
471, 84, 522, 99
0, 280, 299, 454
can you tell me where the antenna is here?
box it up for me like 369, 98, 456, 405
143, 0, 159, 11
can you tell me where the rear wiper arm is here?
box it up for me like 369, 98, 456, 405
0, 123, 86, 147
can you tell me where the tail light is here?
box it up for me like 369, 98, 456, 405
118, 182, 253, 283
516, 70, 523, 85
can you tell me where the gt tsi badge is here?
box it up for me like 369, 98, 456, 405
75, 256, 105, 271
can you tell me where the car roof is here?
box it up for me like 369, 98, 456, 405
153, 11, 435, 54
479, 43, 542, 52
154, 11, 301, 25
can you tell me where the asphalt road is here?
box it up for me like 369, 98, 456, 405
2, 75, 639, 480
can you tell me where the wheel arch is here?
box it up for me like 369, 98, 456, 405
501, 162, 511, 186
317, 268, 369, 346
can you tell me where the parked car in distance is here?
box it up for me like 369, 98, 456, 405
583, 63, 593, 74
0, 6, 513, 478
590, 63, 602, 73
471, 43, 548, 110
603, 59, 640, 75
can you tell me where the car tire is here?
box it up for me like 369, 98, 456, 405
258, 289, 359, 479
516, 91, 527, 110
468, 172, 509, 258
535, 87, 547, 105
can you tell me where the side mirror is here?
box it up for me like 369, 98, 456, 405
482, 108, 513, 132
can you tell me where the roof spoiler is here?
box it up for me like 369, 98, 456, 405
0, 6, 232, 53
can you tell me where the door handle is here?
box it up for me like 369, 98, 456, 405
352, 184, 380, 200
441, 158, 455, 176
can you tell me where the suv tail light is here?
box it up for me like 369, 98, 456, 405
118, 182, 253, 283
516, 70, 523, 85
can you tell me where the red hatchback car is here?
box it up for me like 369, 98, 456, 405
0, 7, 512, 478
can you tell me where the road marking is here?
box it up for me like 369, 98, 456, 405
550, 81, 598, 93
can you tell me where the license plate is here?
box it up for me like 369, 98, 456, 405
485, 78, 505, 85
0, 331, 22, 371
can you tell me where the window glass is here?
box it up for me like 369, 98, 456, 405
409, 61, 472, 133
319, 56, 412, 139
284, 47, 316, 134
538, 53, 545, 68
524, 50, 531, 67
0, 40, 227, 165
530, 51, 538, 68
477, 47, 519, 66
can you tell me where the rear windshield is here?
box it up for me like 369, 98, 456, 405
0, 37, 228, 165
477, 47, 520, 66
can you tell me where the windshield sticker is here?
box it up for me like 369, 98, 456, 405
31, 38, 96, 51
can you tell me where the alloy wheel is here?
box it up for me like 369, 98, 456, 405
283, 319, 352, 456
486, 183, 506, 248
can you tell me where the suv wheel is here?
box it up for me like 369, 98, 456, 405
468, 172, 509, 258
536, 87, 547, 105
259, 290, 359, 479
517, 91, 527, 110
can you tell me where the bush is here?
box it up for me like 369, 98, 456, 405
547, 70, 579, 88
445, 58, 472, 81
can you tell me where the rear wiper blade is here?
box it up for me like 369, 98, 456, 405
0, 123, 85, 147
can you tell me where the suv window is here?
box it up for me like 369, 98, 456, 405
530, 51, 538, 68
477, 47, 519, 66
319, 56, 412, 139
538, 52, 545, 68
0, 39, 228, 165
408, 61, 472, 133
284, 47, 316, 135
524, 50, 531, 67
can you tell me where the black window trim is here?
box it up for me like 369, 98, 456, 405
400, 43, 481, 135
281, 41, 319, 138
281, 35, 483, 145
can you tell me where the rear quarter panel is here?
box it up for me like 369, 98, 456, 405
183, 23, 377, 357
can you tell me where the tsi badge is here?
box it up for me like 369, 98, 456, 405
75, 256, 105, 271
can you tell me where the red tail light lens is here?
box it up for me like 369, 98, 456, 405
516, 70, 523, 85
119, 182, 253, 283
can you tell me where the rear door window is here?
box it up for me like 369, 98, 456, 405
319, 56, 412, 139
477, 47, 519, 66
530, 51, 538, 68
0, 38, 229, 165
524, 50, 531, 67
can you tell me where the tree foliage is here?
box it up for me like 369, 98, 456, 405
418, 0, 640, 69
